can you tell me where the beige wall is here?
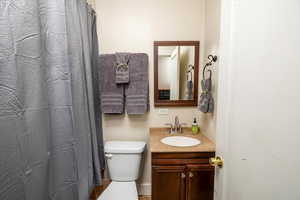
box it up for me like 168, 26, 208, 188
199, 0, 221, 142
95, 0, 209, 194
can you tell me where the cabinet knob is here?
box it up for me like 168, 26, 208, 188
209, 156, 224, 168
189, 172, 194, 178
181, 173, 186, 179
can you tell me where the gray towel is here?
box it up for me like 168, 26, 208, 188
185, 80, 193, 100
199, 78, 214, 113
99, 54, 124, 114
125, 53, 149, 115
115, 53, 130, 84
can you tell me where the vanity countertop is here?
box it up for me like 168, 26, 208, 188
150, 128, 215, 153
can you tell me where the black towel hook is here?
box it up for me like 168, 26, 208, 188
208, 55, 218, 63
203, 55, 217, 79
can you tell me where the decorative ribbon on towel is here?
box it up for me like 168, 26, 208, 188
115, 53, 131, 84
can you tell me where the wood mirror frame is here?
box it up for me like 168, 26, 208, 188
154, 41, 200, 107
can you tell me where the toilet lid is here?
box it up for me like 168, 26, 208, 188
105, 141, 146, 154
97, 181, 138, 200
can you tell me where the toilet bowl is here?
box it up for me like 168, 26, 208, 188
98, 141, 146, 200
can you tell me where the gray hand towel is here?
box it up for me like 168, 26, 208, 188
115, 52, 130, 84
185, 80, 193, 100
99, 54, 124, 114
199, 78, 214, 113
125, 53, 149, 115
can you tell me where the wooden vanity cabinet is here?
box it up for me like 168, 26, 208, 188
186, 164, 215, 200
152, 152, 215, 200
152, 165, 186, 200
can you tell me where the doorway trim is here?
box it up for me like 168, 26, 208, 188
214, 0, 235, 199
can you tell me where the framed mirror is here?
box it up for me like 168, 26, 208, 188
154, 41, 199, 107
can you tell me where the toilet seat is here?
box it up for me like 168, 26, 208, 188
97, 181, 138, 200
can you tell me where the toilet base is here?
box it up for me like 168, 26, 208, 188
97, 181, 138, 200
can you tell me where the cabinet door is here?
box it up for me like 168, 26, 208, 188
187, 164, 215, 200
152, 165, 186, 200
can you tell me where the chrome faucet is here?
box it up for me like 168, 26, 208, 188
165, 116, 187, 134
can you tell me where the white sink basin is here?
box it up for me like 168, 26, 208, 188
160, 136, 201, 147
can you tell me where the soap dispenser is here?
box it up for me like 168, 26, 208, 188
192, 118, 199, 134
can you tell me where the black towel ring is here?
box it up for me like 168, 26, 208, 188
202, 63, 210, 79
207, 69, 212, 80
203, 68, 212, 80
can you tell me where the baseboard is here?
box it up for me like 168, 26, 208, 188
137, 183, 151, 196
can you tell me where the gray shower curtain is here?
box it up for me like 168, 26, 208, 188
0, 0, 104, 200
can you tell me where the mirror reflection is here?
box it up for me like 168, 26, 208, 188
158, 46, 195, 100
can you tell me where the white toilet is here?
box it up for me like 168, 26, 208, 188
98, 141, 146, 200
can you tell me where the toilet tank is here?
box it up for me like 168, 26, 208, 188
105, 141, 146, 181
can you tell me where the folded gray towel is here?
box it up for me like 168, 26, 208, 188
115, 52, 130, 84
199, 78, 214, 113
99, 54, 124, 114
125, 53, 149, 115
